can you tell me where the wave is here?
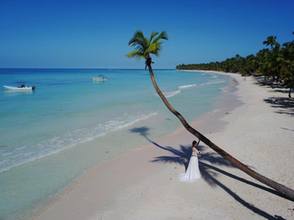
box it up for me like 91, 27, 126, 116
163, 89, 181, 98
161, 80, 225, 99
178, 84, 197, 89
160, 84, 197, 98
199, 80, 225, 86
0, 112, 158, 173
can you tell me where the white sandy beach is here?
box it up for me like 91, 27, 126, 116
33, 72, 294, 220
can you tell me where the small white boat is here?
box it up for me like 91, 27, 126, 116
92, 75, 107, 83
3, 85, 35, 92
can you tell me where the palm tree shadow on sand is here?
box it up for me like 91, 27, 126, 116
129, 126, 287, 220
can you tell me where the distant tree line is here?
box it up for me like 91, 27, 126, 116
176, 33, 294, 97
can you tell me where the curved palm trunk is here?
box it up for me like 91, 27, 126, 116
147, 63, 294, 201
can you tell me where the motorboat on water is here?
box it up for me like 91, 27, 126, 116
3, 85, 36, 92
92, 75, 107, 83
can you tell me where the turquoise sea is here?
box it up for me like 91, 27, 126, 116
0, 69, 229, 219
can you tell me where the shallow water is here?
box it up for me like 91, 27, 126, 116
0, 69, 229, 219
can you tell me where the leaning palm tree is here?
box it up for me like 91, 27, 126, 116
127, 30, 294, 200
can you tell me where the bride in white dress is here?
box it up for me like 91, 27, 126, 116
180, 140, 201, 182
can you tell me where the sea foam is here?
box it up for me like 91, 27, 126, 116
199, 80, 225, 86
161, 84, 197, 98
0, 112, 158, 173
178, 84, 197, 89
161, 80, 225, 99
163, 89, 181, 98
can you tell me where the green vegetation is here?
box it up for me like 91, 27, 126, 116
177, 33, 294, 97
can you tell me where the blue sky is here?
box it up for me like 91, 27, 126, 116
0, 0, 293, 68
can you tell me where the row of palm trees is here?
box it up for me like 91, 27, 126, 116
127, 31, 294, 200
177, 33, 294, 97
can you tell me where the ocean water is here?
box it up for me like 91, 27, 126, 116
0, 69, 229, 219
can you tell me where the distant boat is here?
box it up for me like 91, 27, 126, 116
92, 75, 107, 83
3, 85, 36, 92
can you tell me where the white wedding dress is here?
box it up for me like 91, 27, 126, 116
179, 152, 201, 182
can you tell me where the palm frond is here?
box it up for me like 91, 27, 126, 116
128, 31, 147, 47
147, 42, 162, 56
127, 50, 144, 59
149, 32, 159, 42
152, 31, 168, 44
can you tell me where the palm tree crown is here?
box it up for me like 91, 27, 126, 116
127, 31, 168, 60
263, 35, 279, 49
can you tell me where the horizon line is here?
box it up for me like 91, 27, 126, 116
0, 67, 176, 70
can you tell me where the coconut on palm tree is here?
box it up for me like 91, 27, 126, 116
127, 30, 294, 200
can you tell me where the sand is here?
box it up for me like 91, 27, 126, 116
33, 72, 294, 220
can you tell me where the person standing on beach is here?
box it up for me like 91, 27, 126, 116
180, 140, 201, 182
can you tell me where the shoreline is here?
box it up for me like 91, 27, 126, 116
31, 71, 239, 219
0, 69, 229, 220
33, 71, 294, 220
